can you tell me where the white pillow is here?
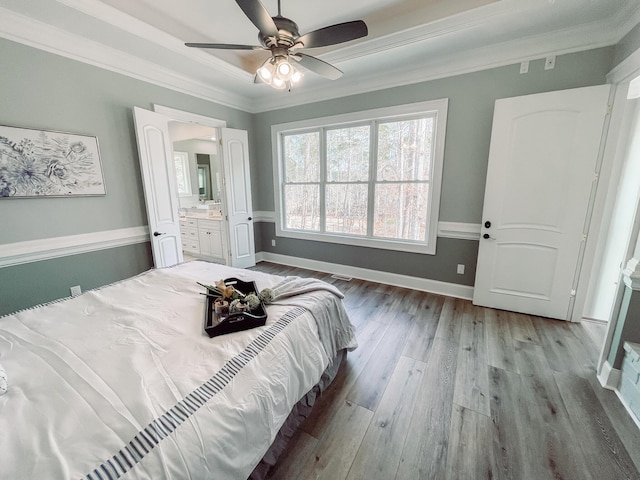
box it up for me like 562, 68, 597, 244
0, 363, 7, 395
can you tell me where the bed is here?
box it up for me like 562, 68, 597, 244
0, 261, 357, 479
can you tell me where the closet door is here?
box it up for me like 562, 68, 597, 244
473, 85, 610, 320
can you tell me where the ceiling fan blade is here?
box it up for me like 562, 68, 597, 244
185, 42, 265, 50
297, 20, 368, 49
294, 53, 343, 80
236, 0, 278, 37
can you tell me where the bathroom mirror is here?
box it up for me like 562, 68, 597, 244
172, 137, 221, 208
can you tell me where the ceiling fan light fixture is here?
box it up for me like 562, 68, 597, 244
259, 55, 302, 90
257, 58, 275, 83
291, 70, 303, 83
271, 76, 287, 89
276, 58, 293, 79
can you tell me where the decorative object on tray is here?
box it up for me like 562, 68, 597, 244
0, 124, 105, 198
200, 278, 269, 337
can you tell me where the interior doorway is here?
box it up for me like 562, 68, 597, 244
584, 88, 640, 348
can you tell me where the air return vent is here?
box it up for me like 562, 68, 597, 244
331, 274, 352, 281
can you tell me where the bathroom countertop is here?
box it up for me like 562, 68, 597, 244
181, 212, 222, 220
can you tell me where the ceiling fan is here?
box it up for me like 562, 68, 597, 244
185, 0, 368, 89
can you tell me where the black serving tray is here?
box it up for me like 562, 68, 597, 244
203, 277, 267, 337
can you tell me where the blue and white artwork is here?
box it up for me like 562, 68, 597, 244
0, 125, 105, 198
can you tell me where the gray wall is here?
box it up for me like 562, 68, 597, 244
0, 38, 251, 316
251, 48, 614, 283
0, 244, 152, 316
0, 38, 619, 315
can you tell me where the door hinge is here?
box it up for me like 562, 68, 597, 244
607, 104, 612, 116
228, 250, 232, 258
570, 289, 577, 297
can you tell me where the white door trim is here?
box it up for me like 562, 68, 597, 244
594, 49, 640, 377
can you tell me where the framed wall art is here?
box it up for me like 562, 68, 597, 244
0, 124, 105, 198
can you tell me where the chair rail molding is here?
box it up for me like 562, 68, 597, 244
0, 226, 149, 268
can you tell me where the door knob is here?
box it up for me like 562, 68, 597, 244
248, 217, 253, 221
483, 233, 490, 239
484, 221, 491, 228
153, 231, 165, 237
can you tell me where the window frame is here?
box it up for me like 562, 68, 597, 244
271, 99, 448, 255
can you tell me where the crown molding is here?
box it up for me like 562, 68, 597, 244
251, 21, 618, 112
56, 0, 250, 82
0, 2, 634, 114
615, 1, 640, 39
0, 7, 255, 113
322, 0, 525, 65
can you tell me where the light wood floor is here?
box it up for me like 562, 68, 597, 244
249, 262, 640, 480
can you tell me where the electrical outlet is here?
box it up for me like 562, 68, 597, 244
519, 61, 529, 74
70, 285, 82, 297
271, 239, 276, 247
457, 264, 465, 275
544, 55, 556, 70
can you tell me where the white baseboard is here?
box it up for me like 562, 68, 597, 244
599, 363, 640, 429
0, 226, 150, 268
256, 251, 474, 300
597, 360, 621, 390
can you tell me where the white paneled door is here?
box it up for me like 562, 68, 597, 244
221, 128, 256, 268
473, 85, 611, 320
133, 107, 183, 268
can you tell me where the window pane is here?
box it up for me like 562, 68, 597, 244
325, 184, 368, 236
284, 132, 320, 182
327, 126, 370, 182
374, 183, 429, 241
377, 117, 434, 181
174, 152, 190, 195
285, 184, 320, 231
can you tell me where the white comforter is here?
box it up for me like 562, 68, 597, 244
0, 261, 355, 479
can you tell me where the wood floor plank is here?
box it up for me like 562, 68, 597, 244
485, 308, 519, 373
297, 401, 373, 480
489, 366, 525, 480
434, 297, 464, 343
396, 338, 458, 480
402, 292, 443, 362
347, 312, 413, 411
346, 356, 425, 480
513, 339, 551, 377
453, 302, 490, 416
554, 372, 639, 480
302, 319, 388, 438
531, 317, 585, 377
267, 430, 319, 480
519, 371, 594, 480
508, 311, 540, 344
445, 405, 496, 480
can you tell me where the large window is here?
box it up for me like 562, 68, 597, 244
272, 99, 448, 254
